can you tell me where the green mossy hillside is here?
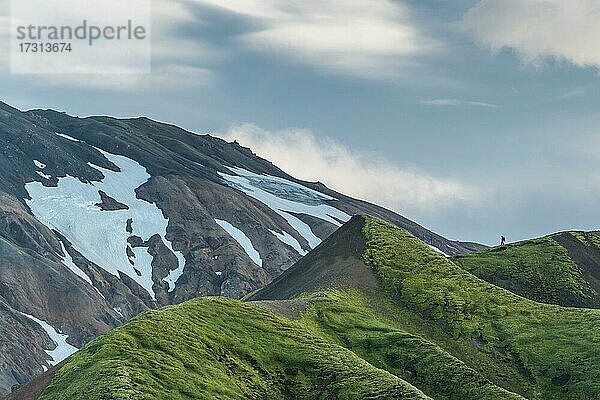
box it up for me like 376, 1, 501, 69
297, 290, 524, 400
38, 297, 428, 400
452, 234, 600, 308
362, 216, 600, 399
570, 231, 600, 249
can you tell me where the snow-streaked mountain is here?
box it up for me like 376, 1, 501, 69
0, 101, 485, 395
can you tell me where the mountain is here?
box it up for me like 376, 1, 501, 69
0, 101, 484, 395
453, 231, 600, 308
250, 217, 600, 399
13, 216, 600, 399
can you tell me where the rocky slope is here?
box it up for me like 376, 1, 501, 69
20, 216, 600, 399
0, 101, 483, 395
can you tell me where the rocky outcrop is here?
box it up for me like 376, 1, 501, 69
95, 190, 129, 211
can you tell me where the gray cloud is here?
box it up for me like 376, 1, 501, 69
0, 0, 433, 88
0, 0, 215, 90
462, 0, 600, 71
191, 0, 434, 79
218, 123, 483, 216
420, 98, 499, 108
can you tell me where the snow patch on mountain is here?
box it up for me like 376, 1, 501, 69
21, 313, 78, 366
33, 160, 46, 169
219, 167, 350, 248
55, 132, 79, 142
269, 229, 308, 256
59, 240, 93, 286
164, 251, 186, 292
24, 148, 186, 300
130, 247, 156, 295
35, 171, 52, 180
279, 213, 321, 248
215, 219, 263, 267
428, 244, 449, 257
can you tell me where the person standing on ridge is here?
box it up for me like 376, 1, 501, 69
500, 235, 506, 246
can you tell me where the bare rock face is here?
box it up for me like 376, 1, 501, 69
95, 190, 129, 211
0, 101, 483, 396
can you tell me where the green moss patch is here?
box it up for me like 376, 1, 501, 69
452, 235, 599, 307
362, 216, 600, 399
39, 297, 427, 400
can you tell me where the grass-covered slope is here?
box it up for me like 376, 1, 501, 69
251, 218, 527, 400
361, 217, 600, 399
39, 297, 427, 400
297, 290, 524, 400
452, 232, 600, 308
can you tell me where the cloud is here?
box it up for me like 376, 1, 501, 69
1, 0, 430, 87
0, 0, 215, 90
421, 98, 499, 108
193, 0, 432, 79
16, 64, 213, 92
151, 0, 226, 65
218, 123, 481, 215
462, 0, 600, 71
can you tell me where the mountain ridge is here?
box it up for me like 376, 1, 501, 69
0, 101, 483, 395
16, 215, 527, 399
7, 215, 600, 399
453, 230, 600, 308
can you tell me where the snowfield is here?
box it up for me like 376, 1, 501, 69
164, 251, 186, 292
269, 229, 308, 256
21, 313, 78, 367
219, 167, 351, 249
25, 148, 186, 300
215, 219, 263, 267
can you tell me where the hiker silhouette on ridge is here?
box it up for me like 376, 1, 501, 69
500, 235, 506, 246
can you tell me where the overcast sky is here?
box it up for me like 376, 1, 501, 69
1, 0, 599, 245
